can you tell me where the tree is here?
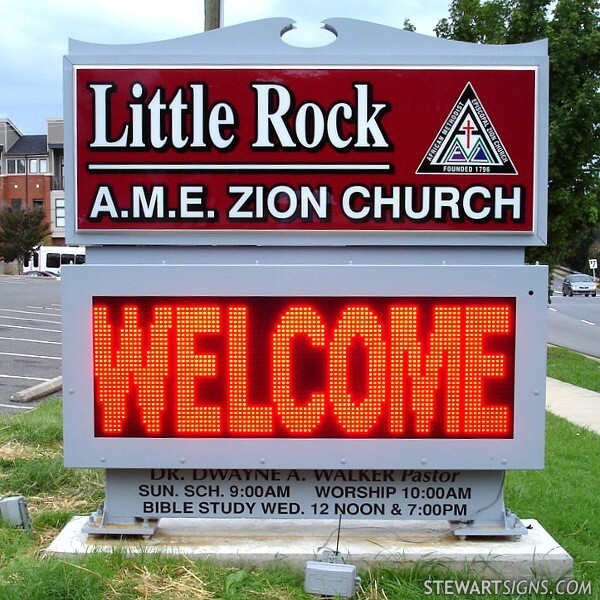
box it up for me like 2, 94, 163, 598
434, 0, 510, 44
403, 18, 417, 32
435, 0, 600, 270
505, 0, 549, 43
0, 208, 50, 273
537, 0, 599, 270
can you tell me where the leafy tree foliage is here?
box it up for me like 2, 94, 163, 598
435, 0, 510, 43
505, 0, 549, 43
436, 0, 600, 270
403, 18, 417, 32
541, 0, 599, 270
0, 207, 50, 273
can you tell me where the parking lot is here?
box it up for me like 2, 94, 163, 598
0, 274, 62, 414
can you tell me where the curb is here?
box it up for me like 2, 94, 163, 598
10, 377, 63, 404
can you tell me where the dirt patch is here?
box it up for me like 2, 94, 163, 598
0, 440, 59, 461
110, 564, 214, 599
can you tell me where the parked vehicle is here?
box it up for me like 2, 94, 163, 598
562, 273, 597, 297
23, 246, 85, 276
23, 270, 61, 279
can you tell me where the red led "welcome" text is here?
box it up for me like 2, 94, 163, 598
92, 297, 515, 439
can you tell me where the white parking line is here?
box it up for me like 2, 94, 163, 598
549, 307, 557, 312
0, 374, 51, 382
0, 336, 61, 345
0, 309, 62, 318
0, 324, 61, 333
581, 320, 596, 326
0, 352, 61, 361
0, 315, 61, 325
27, 306, 60, 311
0, 403, 34, 410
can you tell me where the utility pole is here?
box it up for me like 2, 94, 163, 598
205, 0, 222, 31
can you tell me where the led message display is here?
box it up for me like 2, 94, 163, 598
93, 297, 515, 439
74, 67, 537, 235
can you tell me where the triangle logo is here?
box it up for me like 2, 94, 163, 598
417, 83, 517, 175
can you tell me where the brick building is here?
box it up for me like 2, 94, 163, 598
0, 118, 65, 245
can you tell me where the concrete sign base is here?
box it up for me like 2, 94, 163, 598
47, 516, 571, 581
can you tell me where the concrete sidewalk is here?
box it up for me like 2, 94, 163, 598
546, 377, 600, 434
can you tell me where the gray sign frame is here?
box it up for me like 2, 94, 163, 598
63, 18, 548, 247
62, 263, 547, 470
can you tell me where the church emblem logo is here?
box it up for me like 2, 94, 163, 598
417, 83, 517, 175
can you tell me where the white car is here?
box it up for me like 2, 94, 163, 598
562, 274, 597, 297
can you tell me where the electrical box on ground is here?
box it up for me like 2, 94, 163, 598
0, 496, 31, 531
304, 560, 360, 598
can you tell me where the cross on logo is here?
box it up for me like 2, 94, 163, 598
461, 118, 475, 149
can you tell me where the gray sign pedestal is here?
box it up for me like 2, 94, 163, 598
81, 469, 528, 539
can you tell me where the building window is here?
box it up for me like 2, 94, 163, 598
33, 198, 44, 210
7, 159, 26, 174
11, 199, 22, 211
55, 198, 65, 228
27, 158, 48, 174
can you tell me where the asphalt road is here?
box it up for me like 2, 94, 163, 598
0, 275, 62, 414
548, 293, 600, 358
548, 271, 599, 357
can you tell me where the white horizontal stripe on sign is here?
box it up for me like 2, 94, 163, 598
88, 163, 393, 172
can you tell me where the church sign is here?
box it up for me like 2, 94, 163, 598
61, 19, 548, 537
73, 66, 537, 238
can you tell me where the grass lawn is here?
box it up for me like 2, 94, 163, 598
0, 346, 598, 598
547, 345, 600, 393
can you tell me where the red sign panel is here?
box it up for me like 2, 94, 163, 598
75, 67, 536, 233
93, 297, 515, 439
